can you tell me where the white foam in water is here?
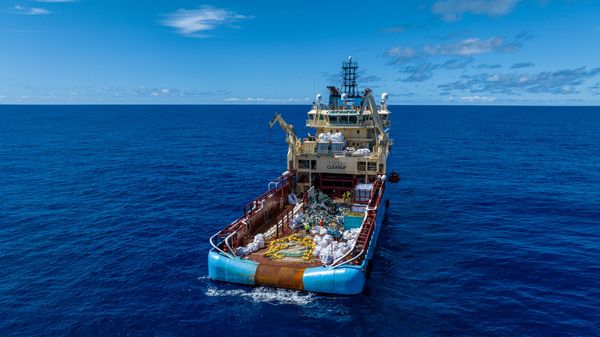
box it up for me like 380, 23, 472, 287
205, 286, 315, 305
205, 287, 247, 297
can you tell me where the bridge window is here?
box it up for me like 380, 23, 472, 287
357, 161, 366, 172
298, 160, 310, 169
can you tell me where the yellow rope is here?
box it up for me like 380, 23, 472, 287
263, 234, 316, 260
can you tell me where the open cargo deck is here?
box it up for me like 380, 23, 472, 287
209, 171, 388, 294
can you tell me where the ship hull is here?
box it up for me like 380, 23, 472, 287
208, 181, 388, 295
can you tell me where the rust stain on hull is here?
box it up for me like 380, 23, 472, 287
254, 264, 305, 290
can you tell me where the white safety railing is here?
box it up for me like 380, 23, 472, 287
209, 232, 234, 259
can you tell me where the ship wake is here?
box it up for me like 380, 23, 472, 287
205, 286, 315, 305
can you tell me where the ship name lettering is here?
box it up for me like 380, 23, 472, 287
327, 161, 347, 170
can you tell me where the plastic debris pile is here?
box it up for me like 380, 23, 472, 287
290, 212, 305, 230
287, 191, 362, 264
312, 227, 360, 264
235, 234, 265, 257
237, 190, 363, 264
263, 234, 315, 261
317, 132, 345, 143
304, 191, 340, 230
351, 148, 371, 157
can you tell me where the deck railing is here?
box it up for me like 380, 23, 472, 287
210, 171, 296, 258
329, 178, 385, 268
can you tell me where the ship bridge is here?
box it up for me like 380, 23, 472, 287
269, 57, 392, 196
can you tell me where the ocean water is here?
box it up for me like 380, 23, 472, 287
1, 105, 599, 336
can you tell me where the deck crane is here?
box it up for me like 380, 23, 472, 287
269, 113, 299, 170
359, 89, 389, 146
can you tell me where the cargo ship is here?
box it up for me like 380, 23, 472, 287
208, 57, 399, 295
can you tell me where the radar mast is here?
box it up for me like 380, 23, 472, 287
341, 56, 359, 98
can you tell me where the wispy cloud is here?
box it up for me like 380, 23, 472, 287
432, 0, 520, 22
439, 67, 600, 95
386, 37, 520, 65
224, 97, 310, 103
361, 75, 383, 83
510, 62, 534, 69
14, 4, 50, 15
399, 63, 438, 82
443, 57, 474, 69
359, 69, 383, 84
457, 95, 497, 103
386, 36, 520, 82
397, 58, 473, 82
424, 37, 520, 56
515, 31, 533, 40
478, 63, 501, 69
161, 6, 248, 38
385, 46, 419, 65
106, 86, 229, 98
2, 84, 229, 102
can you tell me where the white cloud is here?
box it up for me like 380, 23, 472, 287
161, 6, 248, 38
424, 37, 520, 56
459, 95, 497, 103
432, 0, 519, 21
14, 4, 50, 15
224, 97, 310, 103
386, 37, 520, 67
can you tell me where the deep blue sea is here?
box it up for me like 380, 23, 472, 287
1, 105, 599, 336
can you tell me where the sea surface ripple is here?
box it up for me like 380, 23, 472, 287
0, 105, 599, 336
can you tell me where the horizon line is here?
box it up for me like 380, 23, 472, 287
0, 103, 599, 107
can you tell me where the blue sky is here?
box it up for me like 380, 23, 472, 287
1, 0, 599, 104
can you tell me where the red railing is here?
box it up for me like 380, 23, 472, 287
275, 207, 294, 239
332, 178, 386, 267
214, 171, 296, 254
